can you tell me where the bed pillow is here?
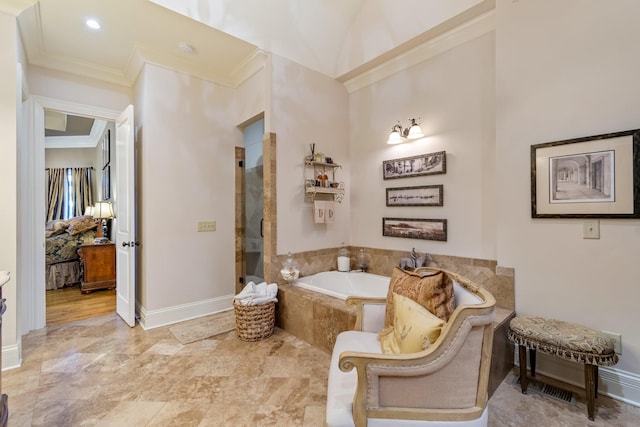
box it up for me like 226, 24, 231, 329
66, 215, 98, 236
383, 267, 454, 327
45, 220, 70, 237
379, 292, 445, 354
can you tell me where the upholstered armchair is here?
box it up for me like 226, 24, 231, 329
326, 268, 496, 427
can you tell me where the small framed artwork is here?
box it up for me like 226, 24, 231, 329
102, 129, 111, 168
531, 129, 640, 218
386, 185, 443, 207
383, 151, 446, 180
382, 217, 447, 241
102, 165, 111, 201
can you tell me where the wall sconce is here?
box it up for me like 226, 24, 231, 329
386, 118, 424, 144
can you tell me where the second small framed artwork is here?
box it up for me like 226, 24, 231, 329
386, 185, 443, 207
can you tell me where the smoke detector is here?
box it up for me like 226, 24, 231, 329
178, 42, 195, 55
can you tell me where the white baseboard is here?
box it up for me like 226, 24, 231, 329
2, 343, 21, 371
515, 347, 640, 408
136, 294, 234, 330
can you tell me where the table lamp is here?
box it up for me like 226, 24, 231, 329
93, 201, 114, 243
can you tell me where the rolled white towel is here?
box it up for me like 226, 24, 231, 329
234, 282, 279, 305
242, 295, 278, 306
234, 281, 257, 300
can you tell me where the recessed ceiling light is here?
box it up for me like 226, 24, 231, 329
86, 18, 101, 30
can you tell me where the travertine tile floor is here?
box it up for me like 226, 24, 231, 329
4, 313, 639, 426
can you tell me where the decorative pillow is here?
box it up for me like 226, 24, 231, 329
379, 292, 445, 354
45, 220, 70, 238
66, 215, 98, 236
384, 267, 455, 327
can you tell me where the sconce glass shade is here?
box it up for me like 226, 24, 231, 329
406, 124, 424, 140
387, 130, 404, 145
93, 201, 114, 219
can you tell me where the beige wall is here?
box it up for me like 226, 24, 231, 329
270, 54, 350, 255
135, 63, 241, 316
349, 32, 496, 259
27, 65, 131, 109
45, 148, 95, 169
496, 0, 640, 376
0, 11, 18, 351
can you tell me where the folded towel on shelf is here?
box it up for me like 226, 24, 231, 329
234, 281, 278, 306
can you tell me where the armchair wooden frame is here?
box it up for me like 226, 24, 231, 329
336, 268, 496, 427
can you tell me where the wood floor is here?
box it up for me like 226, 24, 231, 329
46, 285, 116, 326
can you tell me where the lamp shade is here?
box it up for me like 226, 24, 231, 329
406, 124, 424, 140
84, 205, 94, 216
387, 130, 404, 145
93, 201, 114, 219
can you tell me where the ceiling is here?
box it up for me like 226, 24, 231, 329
7, 0, 493, 88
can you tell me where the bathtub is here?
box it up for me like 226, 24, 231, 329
295, 271, 390, 300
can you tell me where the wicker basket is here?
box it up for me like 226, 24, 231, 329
233, 300, 276, 342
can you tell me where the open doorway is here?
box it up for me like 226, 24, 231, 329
43, 110, 116, 325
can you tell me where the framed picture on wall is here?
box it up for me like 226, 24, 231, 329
531, 129, 640, 218
382, 217, 447, 241
102, 165, 111, 201
383, 151, 446, 180
386, 185, 444, 206
102, 129, 110, 168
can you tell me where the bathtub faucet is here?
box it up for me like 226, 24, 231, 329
399, 248, 429, 271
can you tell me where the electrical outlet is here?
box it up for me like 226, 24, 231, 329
197, 221, 216, 232
583, 220, 600, 239
602, 331, 621, 354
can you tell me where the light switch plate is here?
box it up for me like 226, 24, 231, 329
602, 331, 622, 354
583, 220, 599, 239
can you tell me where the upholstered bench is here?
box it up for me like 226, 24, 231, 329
507, 316, 618, 421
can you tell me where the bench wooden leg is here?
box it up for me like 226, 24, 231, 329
518, 345, 528, 394
585, 364, 597, 421
529, 348, 537, 377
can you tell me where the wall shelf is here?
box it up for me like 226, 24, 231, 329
304, 159, 344, 203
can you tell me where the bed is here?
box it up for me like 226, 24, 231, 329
45, 216, 98, 290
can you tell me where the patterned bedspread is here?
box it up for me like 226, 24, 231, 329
45, 230, 96, 265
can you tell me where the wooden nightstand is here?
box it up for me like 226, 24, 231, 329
77, 243, 116, 293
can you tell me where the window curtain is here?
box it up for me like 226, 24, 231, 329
71, 167, 93, 217
46, 167, 94, 221
46, 168, 66, 221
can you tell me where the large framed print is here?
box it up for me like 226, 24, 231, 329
383, 151, 446, 180
382, 217, 447, 241
531, 129, 640, 218
386, 185, 443, 207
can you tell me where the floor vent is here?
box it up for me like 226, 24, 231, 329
514, 376, 577, 405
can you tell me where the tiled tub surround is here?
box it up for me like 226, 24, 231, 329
274, 247, 515, 397
271, 247, 514, 310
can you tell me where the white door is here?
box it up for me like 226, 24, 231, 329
115, 105, 136, 327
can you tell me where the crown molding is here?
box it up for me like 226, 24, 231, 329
230, 49, 268, 88
0, 0, 36, 16
341, 5, 495, 93
126, 44, 240, 88
45, 119, 107, 149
